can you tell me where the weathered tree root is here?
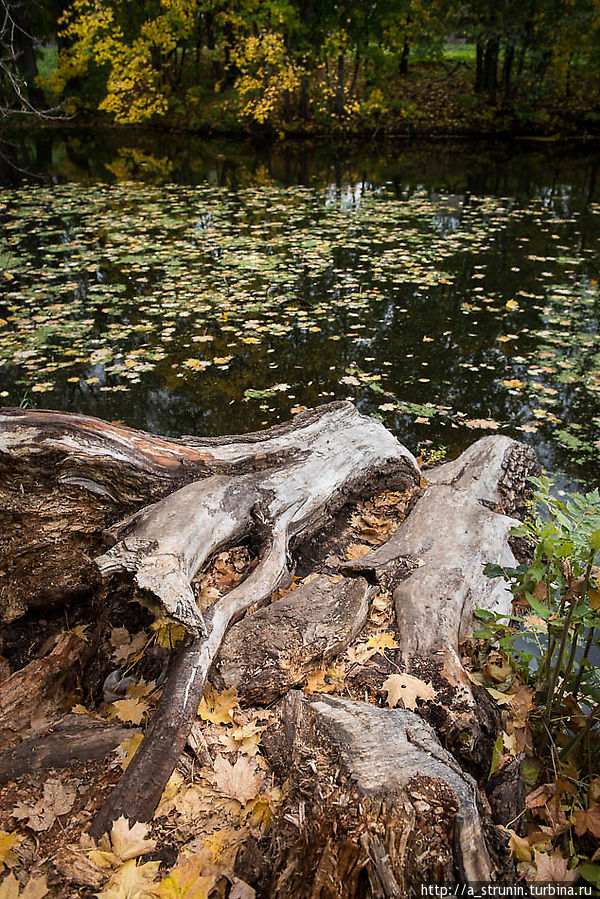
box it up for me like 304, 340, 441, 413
212, 574, 371, 704
0, 405, 533, 882
0, 403, 419, 835
344, 435, 538, 772
0, 714, 134, 784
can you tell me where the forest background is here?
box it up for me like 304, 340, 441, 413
2, 0, 600, 136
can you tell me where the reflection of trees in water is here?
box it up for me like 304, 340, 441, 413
0, 130, 599, 210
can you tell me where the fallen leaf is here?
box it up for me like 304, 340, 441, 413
12, 778, 76, 831
574, 805, 600, 839
1, 873, 48, 899
345, 543, 372, 561
109, 817, 156, 861
464, 418, 500, 430
96, 859, 160, 898
110, 698, 149, 725
156, 852, 217, 898
198, 685, 238, 725
533, 849, 578, 883
302, 664, 337, 694
218, 721, 262, 756
116, 733, 144, 771
229, 879, 255, 899
383, 673, 435, 710
506, 829, 533, 862
0, 833, 20, 870
366, 632, 399, 653
213, 755, 261, 805
346, 642, 375, 665
0, 874, 47, 899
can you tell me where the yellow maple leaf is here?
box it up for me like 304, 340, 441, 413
0, 832, 21, 870
198, 685, 238, 725
110, 698, 149, 725
157, 853, 216, 899
96, 859, 160, 898
366, 632, 399, 654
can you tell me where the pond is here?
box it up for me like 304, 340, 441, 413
1, 129, 599, 491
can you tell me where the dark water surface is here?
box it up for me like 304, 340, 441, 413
1, 129, 599, 490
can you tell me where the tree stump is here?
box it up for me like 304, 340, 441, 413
0, 402, 537, 889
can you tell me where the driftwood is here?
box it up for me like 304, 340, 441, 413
0, 402, 538, 889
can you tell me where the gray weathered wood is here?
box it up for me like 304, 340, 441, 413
343, 436, 537, 769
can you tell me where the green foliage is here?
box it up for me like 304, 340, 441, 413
480, 476, 600, 761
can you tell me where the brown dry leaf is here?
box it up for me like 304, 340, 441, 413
96, 859, 160, 898
345, 543, 372, 561
502, 731, 518, 755
229, 880, 256, 899
346, 642, 375, 665
127, 679, 154, 701
574, 805, 600, 839
0, 833, 20, 871
110, 627, 133, 663
527, 783, 556, 810
505, 829, 533, 862
0, 874, 48, 899
383, 673, 434, 710
464, 418, 500, 430
109, 817, 156, 862
110, 698, 149, 725
213, 755, 261, 805
533, 849, 579, 883
198, 685, 238, 726
484, 686, 514, 706
218, 721, 262, 756
12, 778, 76, 832
483, 652, 513, 683
156, 852, 217, 898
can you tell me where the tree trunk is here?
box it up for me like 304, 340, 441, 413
0, 403, 536, 889
336, 54, 345, 117
502, 43, 515, 97
475, 42, 485, 94
399, 36, 410, 76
